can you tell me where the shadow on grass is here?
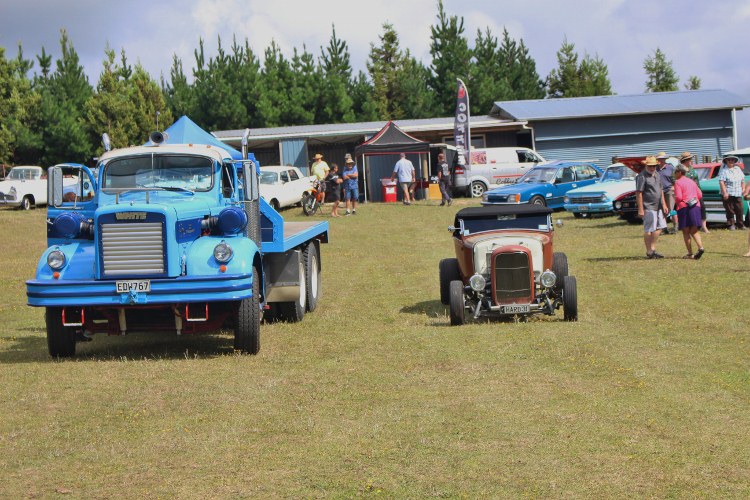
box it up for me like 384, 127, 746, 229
0, 331, 235, 364
400, 300, 445, 317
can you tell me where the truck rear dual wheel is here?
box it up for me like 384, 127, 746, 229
277, 258, 307, 322
449, 280, 465, 326
46, 307, 76, 358
304, 242, 321, 312
234, 265, 261, 354
439, 258, 461, 305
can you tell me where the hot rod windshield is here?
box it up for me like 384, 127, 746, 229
460, 213, 551, 234
102, 154, 214, 192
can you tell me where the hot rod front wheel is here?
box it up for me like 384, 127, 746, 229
449, 280, 465, 326
562, 275, 578, 322
439, 258, 460, 305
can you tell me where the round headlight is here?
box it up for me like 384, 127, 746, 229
600, 194, 608, 202
540, 270, 556, 288
217, 207, 248, 235
213, 241, 233, 263
614, 201, 622, 209
564, 196, 569, 203
469, 273, 486, 292
47, 249, 66, 270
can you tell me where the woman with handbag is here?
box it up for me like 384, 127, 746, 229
674, 163, 705, 259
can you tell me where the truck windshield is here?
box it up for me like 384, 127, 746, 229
102, 155, 214, 192
462, 214, 550, 234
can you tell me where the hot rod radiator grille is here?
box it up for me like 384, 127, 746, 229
101, 222, 165, 275
493, 252, 531, 300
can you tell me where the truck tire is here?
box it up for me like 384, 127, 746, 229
277, 259, 306, 322
530, 195, 546, 206
304, 242, 321, 312
234, 265, 261, 354
439, 258, 460, 305
449, 280, 465, 326
46, 307, 76, 358
562, 275, 578, 322
470, 181, 486, 198
552, 252, 568, 291
20, 196, 32, 211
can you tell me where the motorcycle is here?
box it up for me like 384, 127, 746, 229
302, 179, 325, 216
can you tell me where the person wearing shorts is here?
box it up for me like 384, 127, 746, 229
342, 155, 359, 215
636, 156, 668, 259
391, 153, 415, 205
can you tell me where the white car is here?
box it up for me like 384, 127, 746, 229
0, 166, 48, 210
259, 166, 315, 210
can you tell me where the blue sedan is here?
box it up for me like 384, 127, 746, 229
481, 161, 603, 208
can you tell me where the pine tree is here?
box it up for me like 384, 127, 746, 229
163, 54, 196, 119
579, 54, 612, 96
317, 26, 354, 124
547, 38, 612, 98
470, 28, 512, 114
428, 0, 471, 115
511, 38, 546, 100
257, 41, 293, 127
685, 75, 701, 90
644, 48, 679, 92
367, 23, 405, 120
350, 70, 378, 122
0, 45, 42, 164
287, 46, 318, 125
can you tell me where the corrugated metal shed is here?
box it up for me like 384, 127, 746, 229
491, 89, 748, 121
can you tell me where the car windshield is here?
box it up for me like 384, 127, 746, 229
260, 171, 278, 184
8, 168, 40, 180
462, 213, 551, 234
601, 165, 636, 182
102, 154, 213, 192
517, 167, 557, 184
696, 167, 714, 180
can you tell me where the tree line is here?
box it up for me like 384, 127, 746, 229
0, 1, 698, 167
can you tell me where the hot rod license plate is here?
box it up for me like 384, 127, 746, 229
501, 304, 530, 314
116, 280, 151, 293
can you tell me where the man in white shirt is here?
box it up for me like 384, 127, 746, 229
390, 153, 415, 205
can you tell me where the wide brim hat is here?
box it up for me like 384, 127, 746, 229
655, 151, 669, 159
724, 154, 740, 162
313, 153, 324, 160
643, 156, 659, 167
679, 151, 694, 162
345, 158, 354, 163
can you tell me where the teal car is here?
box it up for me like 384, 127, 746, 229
563, 163, 636, 218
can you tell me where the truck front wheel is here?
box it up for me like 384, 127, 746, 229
449, 280, 466, 326
234, 265, 261, 354
46, 307, 76, 358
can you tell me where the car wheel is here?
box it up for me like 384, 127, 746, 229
303, 242, 321, 312
20, 196, 32, 211
277, 258, 306, 322
573, 212, 583, 219
233, 265, 261, 354
270, 199, 280, 212
439, 258, 460, 305
530, 195, 546, 206
470, 181, 486, 198
46, 307, 76, 358
552, 252, 568, 291
449, 280, 465, 326
562, 275, 578, 322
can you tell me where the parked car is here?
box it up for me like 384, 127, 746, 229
563, 163, 636, 218
454, 147, 546, 198
0, 166, 47, 210
259, 165, 315, 211
439, 204, 577, 325
481, 161, 602, 209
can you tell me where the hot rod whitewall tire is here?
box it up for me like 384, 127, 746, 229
562, 275, 578, 322
303, 242, 321, 312
552, 252, 568, 291
449, 280, 465, 326
277, 259, 306, 322
20, 196, 32, 211
46, 307, 76, 358
439, 258, 461, 305
234, 265, 261, 354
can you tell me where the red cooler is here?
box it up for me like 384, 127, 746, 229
381, 179, 397, 203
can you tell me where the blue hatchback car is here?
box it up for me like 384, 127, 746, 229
481, 161, 602, 209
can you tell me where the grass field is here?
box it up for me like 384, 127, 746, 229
1, 200, 750, 497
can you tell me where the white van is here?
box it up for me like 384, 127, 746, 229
454, 147, 546, 197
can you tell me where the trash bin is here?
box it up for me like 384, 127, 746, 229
381, 179, 397, 203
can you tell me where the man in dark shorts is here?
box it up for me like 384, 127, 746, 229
636, 156, 669, 259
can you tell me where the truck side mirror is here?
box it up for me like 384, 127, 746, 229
48, 166, 64, 207
243, 162, 259, 201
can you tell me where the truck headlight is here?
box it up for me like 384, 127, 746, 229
213, 241, 233, 263
47, 249, 66, 270
469, 273, 486, 292
540, 270, 556, 289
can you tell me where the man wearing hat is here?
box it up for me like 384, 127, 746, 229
636, 156, 669, 258
679, 152, 709, 233
342, 154, 359, 215
655, 151, 677, 234
311, 153, 330, 195
718, 154, 745, 230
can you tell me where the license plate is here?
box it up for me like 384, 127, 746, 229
116, 280, 151, 293
501, 304, 530, 314
580, 206, 589, 211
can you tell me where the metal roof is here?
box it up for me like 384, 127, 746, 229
491, 89, 749, 121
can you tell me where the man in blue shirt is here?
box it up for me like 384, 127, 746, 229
342, 154, 359, 215
390, 153, 415, 205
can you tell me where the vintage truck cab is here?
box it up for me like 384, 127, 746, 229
26, 117, 328, 357
438, 205, 577, 325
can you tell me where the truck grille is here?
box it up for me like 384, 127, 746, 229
493, 252, 532, 301
101, 222, 165, 275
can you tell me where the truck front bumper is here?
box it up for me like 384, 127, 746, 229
27, 273, 254, 307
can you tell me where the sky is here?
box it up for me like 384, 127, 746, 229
2, 0, 749, 148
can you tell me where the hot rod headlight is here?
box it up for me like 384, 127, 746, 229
469, 273, 486, 292
213, 241, 233, 263
540, 270, 556, 289
47, 249, 66, 270
614, 201, 622, 209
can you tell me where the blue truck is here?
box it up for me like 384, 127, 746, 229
26, 117, 328, 357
